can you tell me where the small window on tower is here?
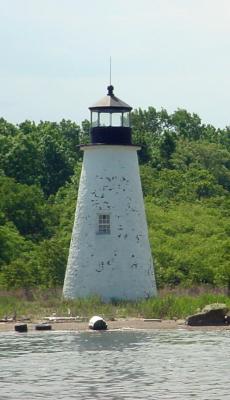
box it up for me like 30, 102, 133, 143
98, 214, 110, 234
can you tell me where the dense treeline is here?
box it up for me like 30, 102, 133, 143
0, 108, 229, 292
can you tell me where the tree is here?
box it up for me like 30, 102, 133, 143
0, 176, 57, 240
159, 130, 176, 168
219, 126, 230, 150
172, 140, 230, 191
0, 223, 30, 269
37, 239, 68, 287
146, 202, 230, 288
39, 135, 73, 196
2, 133, 42, 186
1, 258, 37, 290
0, 118, 18, 136
171, 109, 204, 140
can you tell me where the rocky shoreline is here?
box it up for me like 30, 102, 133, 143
1, 318, 230, 333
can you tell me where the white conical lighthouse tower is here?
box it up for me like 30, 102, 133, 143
63, 85, 157, 301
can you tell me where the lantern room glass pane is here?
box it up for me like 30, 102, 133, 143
91, 110, 131, 128
112, 113, 122, 127
123, 112, 130, 127
92, 112, 99, 127
99, 112, 110, 127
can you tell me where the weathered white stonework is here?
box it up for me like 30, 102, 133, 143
63, 145, 157, 301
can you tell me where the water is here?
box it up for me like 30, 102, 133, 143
0, 329, 229, 399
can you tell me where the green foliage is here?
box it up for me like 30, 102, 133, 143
0, 108, 229, 292
171, 109, 203, 140
146, 201, 230, 288
0, 119, 84, 196
1, 259, 36, 290
2, 132, 42, 186
140, 166, 225, 202
39, 134, 73, 195
171, 140, 230, 191
0, 118, 18, 136
0, 176, 57, 240
36, 238, 68, 287
0, 223, 31, 268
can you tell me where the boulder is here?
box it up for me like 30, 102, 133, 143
186, 303, 229, 326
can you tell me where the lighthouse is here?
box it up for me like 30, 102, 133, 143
63, 85, 157, 301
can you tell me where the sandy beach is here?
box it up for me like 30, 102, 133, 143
1, 318, 230, 332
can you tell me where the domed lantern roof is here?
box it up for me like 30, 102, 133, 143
89, 85, 132, 146
89, 85, 132, 112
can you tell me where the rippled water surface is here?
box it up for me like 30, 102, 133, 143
0, 329, 229, 399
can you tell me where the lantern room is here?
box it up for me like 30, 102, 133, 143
89, 85, 132, 145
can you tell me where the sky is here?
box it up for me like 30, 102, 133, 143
0, 0, 229, 128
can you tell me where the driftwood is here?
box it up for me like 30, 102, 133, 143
0, 318, 14, 323
144, 319, 162, 322
44, 316, 88, 322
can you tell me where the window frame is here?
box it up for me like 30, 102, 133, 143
97, 213, 111, 235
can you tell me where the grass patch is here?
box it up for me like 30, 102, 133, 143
0, 287, 229, 321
